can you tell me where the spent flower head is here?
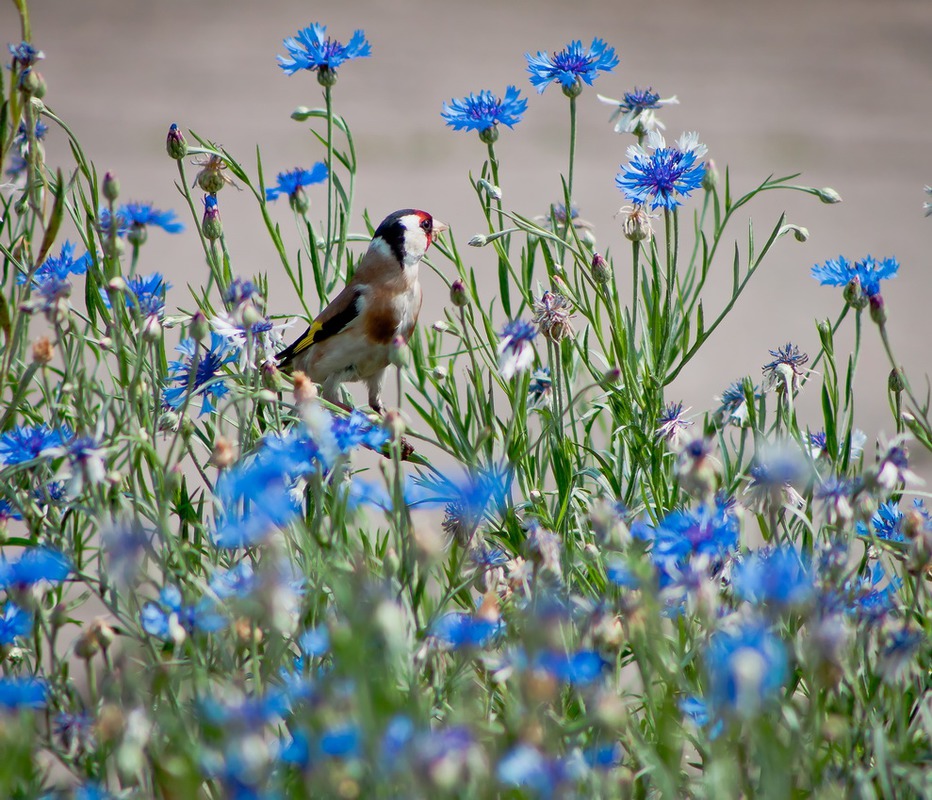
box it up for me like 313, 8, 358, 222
526, 38, 618, 96
277, 23, 371, 83
616, 131, 707, 210
532, 290, 575, 343
762, 342, 809, 393
442, 86, 527, 143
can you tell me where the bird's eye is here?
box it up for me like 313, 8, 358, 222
420, 218, 431, 232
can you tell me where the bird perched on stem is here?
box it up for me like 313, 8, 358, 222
276, 209, 446, 415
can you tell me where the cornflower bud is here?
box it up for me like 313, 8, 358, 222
32, 335, 54, 365
869, 293, 886, 325
189, 310, 210, 340
702, 159, 719, 192
843, 276, 868, 309
591, 252, 612, 285
888, 367, 906, 394
815, 187, 843, 204
289, 187, 310, 215
166, 123, 187, 160
102, 171, 120, 202
450, 279, 469, 307
622, 205, 653, 242
201, 195, 222, 240
196, 155, 230, 194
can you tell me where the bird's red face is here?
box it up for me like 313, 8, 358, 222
413, 210, 449, 249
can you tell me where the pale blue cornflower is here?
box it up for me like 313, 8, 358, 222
442, 86, 527, 139
265, 164, 328, 203
811, 255, 899, 299
429, 611, 501, 650
527, 367, 553, 410
498, 319, 537, 379
656, 401, 693, 447
277, 23, 371, 78
163, 332, 239, 415
616, 131, 707, 210
597, 87, 679, 135
704, 620, 788, 717
652, 500, 739, 565
715, 379, 760, 426
526, 38, 618, 95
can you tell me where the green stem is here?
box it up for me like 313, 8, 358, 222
323, 84, 335, 282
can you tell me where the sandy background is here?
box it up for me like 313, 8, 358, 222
4, 0, 932, 470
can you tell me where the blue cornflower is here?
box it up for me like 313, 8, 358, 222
265, 163, 328, 203
598, 87, 679, 135
844, 563, 900, 624
0, 547, 72, 590
679, 695, 724, 739
0, 423, 71, 464
100, 202, 183, 238
380, 715, 416, 770
534, 649, 608, 686
164, 332, 239, 415
19, 240, 91, 287
811, 255, 899, 298
298, 626, 330, 658
442, 86, 527, 139
857, 502, 905, 543
5, 154, 27, 179
616, 131, 707, 210
0, 499, 22, 523
0, 677, 48, 710
140, 585, 226, 641
277, 23, 371, 78
704, 621, 788, 717
8, 42, 44, 68
814, 476, 856, 523
125, 273, 170, 318
733, 547, 814, 608
497, 744, 565, 796
498, 319, 537, 379
652, 501, 739, 565
526, 38, 618, 95
212, 456, 300, 549
527, 367, 553, 410
429, 611, 501, 650
331, 409, 391, 452
0, 602, 32, 645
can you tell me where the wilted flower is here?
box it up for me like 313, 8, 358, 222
762, 342, 809, 393
533, 290, 575, 342
814, 477, 856, 525
616, 131, 707, 211
498, 320, 537, 379
871, 434, 922, 491
618, 203, 655, 242
656, 401, 693, 448
598, 87, 679, 135
526, 38, 619, 96
8, 42, 44, 69
714, 379, 759, 426
744, 445, 808, 512
527, 367, 553, 411
192, 153, 237, 193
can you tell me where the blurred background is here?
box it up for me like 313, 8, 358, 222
4, 0, 932, 469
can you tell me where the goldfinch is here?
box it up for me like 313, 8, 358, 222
276, 209, 447, 413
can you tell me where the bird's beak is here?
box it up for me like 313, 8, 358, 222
431, 220, 449, 243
